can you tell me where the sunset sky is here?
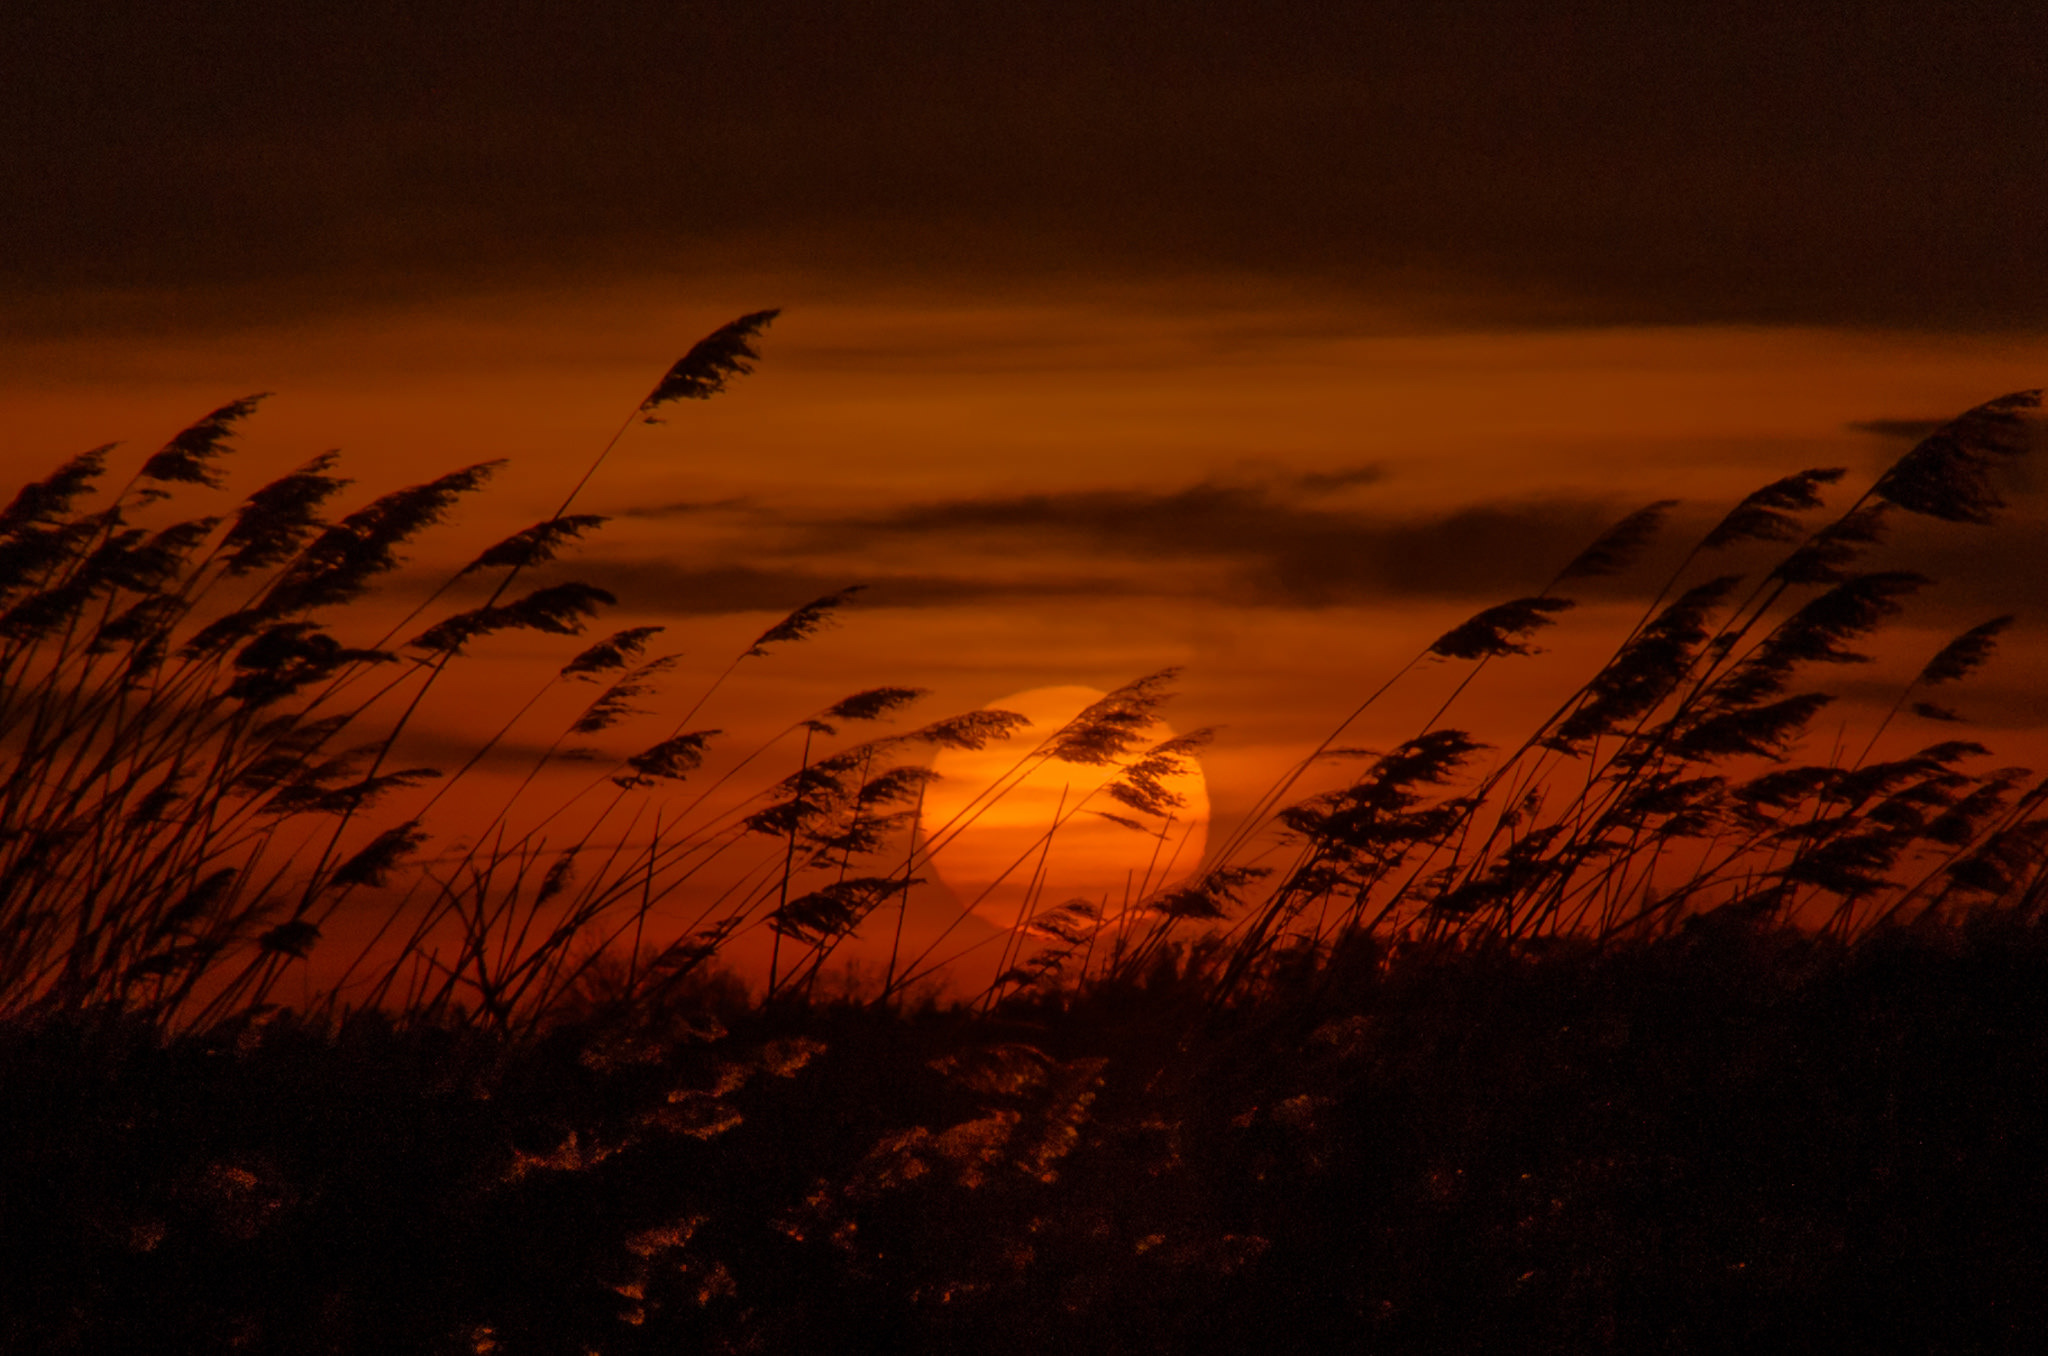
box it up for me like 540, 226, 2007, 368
5, 2, 2045, 979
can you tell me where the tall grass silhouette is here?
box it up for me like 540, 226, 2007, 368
5, 327, 2048, 1354
1, 315, 2042, 1033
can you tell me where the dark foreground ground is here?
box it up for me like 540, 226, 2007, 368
7, 913, 2048, 1355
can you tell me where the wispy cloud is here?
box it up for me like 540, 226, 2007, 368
789, 471, 1623, 605
573, 561, 1123, 614
566, 446, 2048, 621
1846, 418, 1946, 442
1849, 407, 2047, 492
608, 497, 756, 520
568, 469, 1642, 613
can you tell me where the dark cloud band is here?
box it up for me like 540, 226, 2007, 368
7, 1, 2047, 332
567, 452, 2045, 617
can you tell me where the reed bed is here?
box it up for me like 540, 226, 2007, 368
3, 321, 2047, 1351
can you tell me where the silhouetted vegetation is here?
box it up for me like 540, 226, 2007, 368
3, 323, 2046, 1351
10, 921, 2048, 1353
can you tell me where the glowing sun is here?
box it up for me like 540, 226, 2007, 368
920, 685, 1210, 933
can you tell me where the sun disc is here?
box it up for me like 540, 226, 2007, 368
920, 685, 1210, 934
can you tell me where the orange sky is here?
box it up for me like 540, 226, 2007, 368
5, 282, 2045, 993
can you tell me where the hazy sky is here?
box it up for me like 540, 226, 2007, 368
6, 3, 2046, 972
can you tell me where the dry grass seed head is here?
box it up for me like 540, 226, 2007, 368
1429, 596, 1574, 660
1712, 571, 1927, 709
219, 453, 350, 577
571, 657, 679, 734
1673, 692, 1835, 761
262, 462, 503, 616
616, 731, 720, 788
747, 586, 862, 657
462, 514, 607, 574
1917, 615, 2015, 688
1106, 729, 1213, 817
1047, 669, 1181, 766
903, 709, 1032, 751
1154, 865, 1271, 921
1, 446, 112, 536
406, 581, 615, 656
1546, 575, 1742, 752
770, 876, 902, 943
137, 395, 268, 494
1702, 468, 1847, 551
334, 821, 428, 889
1872, 389, 2041, 525
1772, 503, 1893, 586
1557, 499, 1679, 582
820, 686, 928, 727
640, 309, 781, 417
561, 625, 665, 679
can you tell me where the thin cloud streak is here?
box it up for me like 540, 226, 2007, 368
608, 497, 757, 520
577, 479, 1638, 613
572, 561, 1125, 615
1848, 419, 1949, 442
796, 480, 1617, 605
575, 456, 2048, 617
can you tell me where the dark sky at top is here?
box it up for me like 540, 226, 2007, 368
6, 0, 2045, 332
